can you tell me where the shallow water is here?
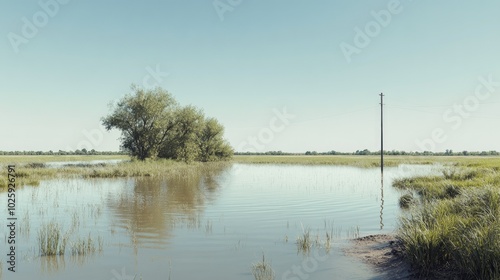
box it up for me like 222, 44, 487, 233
0, 163, 440, 279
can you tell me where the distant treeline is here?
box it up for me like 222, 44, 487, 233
0, 149, 126, 156
3, 149, 499, 157
236, 149, 500, 156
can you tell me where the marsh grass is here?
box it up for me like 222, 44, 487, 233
399, 193, 415, 209
296, 226, 338, 254
83, 159, 231, 179
71, 234, 99, 256
0, 156, 230, 189
38, 218, 103, 259
394, 171, 496, 201
346, 225, 360, 239
0, 155, 127, 164
251, 254, 275, 280
393, 160, 500, 278
70, 210, 80, 233
296, 229, 313, 254
234, 155, 442, 167
234, 155, 500, 167
324, 230, 332, 251
19, 210, 31, 237
25, 162, 47, 168
38, 222, 68, 256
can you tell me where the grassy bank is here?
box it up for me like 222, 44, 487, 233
393, 159, 500, 278
0, 156, 230, 189
0, 155, 128, 164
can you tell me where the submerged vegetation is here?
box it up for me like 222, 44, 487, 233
251, 254, 275, 280
296, 229, 313, 254
37, 220, 103, 258
70, 234, 103, 256
38, 222, 68, 256
393, 159, 500, 278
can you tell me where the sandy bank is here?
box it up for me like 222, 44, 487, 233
344, 234, 418, 279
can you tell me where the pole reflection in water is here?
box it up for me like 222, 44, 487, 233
380, 173, 384, 230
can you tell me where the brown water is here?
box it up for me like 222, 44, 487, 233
0, 163, 439, 280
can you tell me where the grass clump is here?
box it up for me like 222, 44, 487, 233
38, 222, 68, 256
399, 193, 415, 209
25, 162, 47, 169
251, 254, 275, 280
295, 227, 336, 254
296, 229, 313, 254
70, 234, 102, 256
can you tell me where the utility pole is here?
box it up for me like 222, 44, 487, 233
379, 92, 384, 229
380, 93, 384, 175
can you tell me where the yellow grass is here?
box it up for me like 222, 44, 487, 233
233, 155, 500, 168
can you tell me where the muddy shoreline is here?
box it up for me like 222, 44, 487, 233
344, 234, 418, 279
345, 234, 466, 279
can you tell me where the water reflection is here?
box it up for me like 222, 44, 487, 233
41, 256, 65, 275
107, 164, 229, 250
380, 174, 384, 230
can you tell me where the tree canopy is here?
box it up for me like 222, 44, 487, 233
102, 86, 233, 161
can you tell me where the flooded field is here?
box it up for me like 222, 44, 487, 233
0, 163, 440, 279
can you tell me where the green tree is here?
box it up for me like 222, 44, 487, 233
102, 86, 178, 160
198, 117, 233, 162
159, 105, 205, 162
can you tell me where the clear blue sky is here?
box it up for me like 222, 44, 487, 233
1, 0, 500, 153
